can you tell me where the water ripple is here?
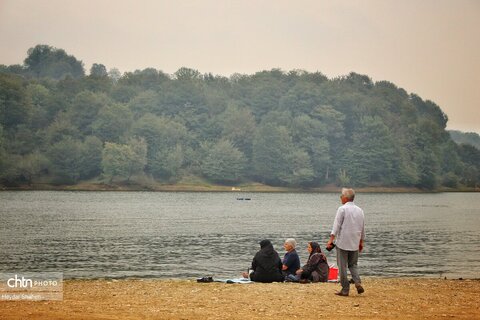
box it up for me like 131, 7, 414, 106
0, 191, 479, 279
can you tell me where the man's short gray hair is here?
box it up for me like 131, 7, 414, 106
342, 188, 355, 200
285, 238, 297, 249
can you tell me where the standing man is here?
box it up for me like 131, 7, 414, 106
327, 188, 365, 296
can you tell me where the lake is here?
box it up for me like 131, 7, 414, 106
0, 191, 479, 279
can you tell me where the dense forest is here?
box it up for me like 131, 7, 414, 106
449, 130, 480, 150
1, 44, 479, 190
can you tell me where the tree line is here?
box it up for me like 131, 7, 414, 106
1, 44, 479, 189
449, 130, 480, 150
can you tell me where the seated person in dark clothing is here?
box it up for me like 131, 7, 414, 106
282, 238, 300, 276
242, 239, 284, 283
287, 241, 329, 283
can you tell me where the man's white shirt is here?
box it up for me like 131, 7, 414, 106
331, 202, 365, 251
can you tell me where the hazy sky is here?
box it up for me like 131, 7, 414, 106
1, 0, 479, 133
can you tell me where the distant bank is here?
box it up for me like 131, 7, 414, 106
2, 182, 478, 193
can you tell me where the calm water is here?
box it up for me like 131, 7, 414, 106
0, 191, 479, 279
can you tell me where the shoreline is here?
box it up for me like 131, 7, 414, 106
1, 278, 478, 319
2, 182, 479, 193
57, 274, 480, 281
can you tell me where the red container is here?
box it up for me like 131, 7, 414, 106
328, 266, 338, 282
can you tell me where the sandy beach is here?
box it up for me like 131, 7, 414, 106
0, 277, 478, 319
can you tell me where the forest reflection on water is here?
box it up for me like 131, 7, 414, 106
0, 191, 479, 279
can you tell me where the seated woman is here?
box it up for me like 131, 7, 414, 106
242, 239, 284, 283
282, 238, 300, 276
287, 241, 329, 283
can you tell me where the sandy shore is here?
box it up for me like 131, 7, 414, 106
0, 278, 479, 319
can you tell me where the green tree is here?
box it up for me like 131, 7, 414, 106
449, 130, 480, 150
55, 75, 83, 99
0, 73, 32, 129
47, 137, 84, 184
150, 144, 184, 181
281, 148, 315, 186
387, 122, 422, 186
101, 138, 147, 182
92, 104, 133, 142
158, 78, 206, 116
252, 124, 293, 185
0, 125, 7, 177
279, 81, 323, 115
457, 144, 480, 187
110, 84, 138, 103
24, 44, 84, 79
337, 168, 351, 186
232, 69, 289, 118
16, 151, 50, 185
68, 91, 110, 134
0, 154, 21, 185
128, 137, 148, 178
218, 105, 256, 158
309, 138, 331, 182
26, 83, 52, 129
0, 64, 27, 76
416, 148, 439, 189
90, 63, 108, 77
45, 112, 80, 144
174, 67, 202, 81
309, 105, 346, 181
394, 148, 420, 186
6, 124, 39, 155
26, 83, 50, 106
132, 114, 189, 171
80, 136, 103, 179
201, 140, 246, 183
0, 124, 4, 148
83, 67, 112, 93
290, 114, 330, 182
128, 90, 161, 118
438, 141, 463, 186
343, 116, 397, 186
310, 105, 345, 141
119, 68, 169, 90
108, 68, 122, 82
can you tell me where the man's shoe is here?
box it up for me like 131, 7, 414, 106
197, 276, 213, 283
335, 291, 349, 296
356, 284, 365, 294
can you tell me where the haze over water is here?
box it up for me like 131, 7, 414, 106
0, 191, 479, 279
